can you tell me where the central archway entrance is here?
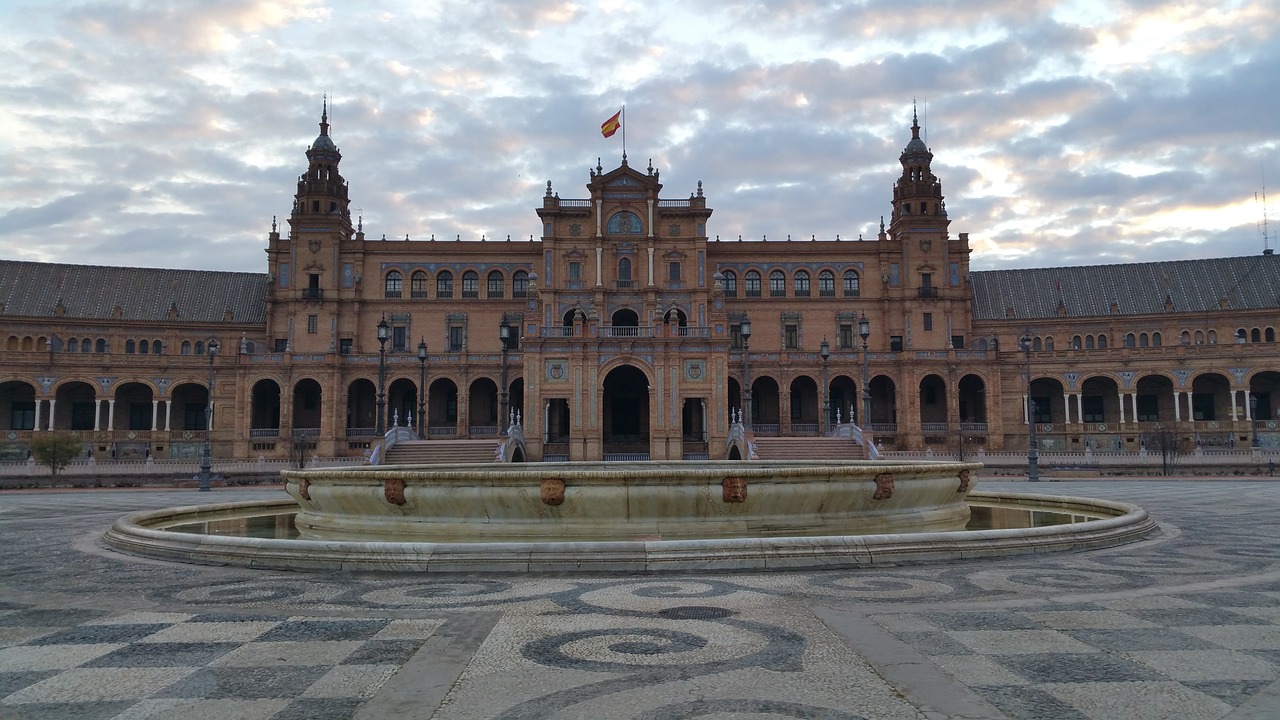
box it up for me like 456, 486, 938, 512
602, 365, 650, 458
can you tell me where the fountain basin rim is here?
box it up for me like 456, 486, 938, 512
102, 491, 1159, 574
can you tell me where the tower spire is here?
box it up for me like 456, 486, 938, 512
320, 94, 330, 137
911, 98, 920, 139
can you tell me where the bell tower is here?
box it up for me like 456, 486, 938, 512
888, 103, 949, 237
290, 97, 353, 234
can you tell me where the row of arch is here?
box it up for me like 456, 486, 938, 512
1026, 372, 1280, 426
385, 269, 530, 300
7, 336, 230, 356
721, 268, 860, 298
1021, 327, 1277, 353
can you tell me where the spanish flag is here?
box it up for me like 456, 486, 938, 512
601, 109, 622, 138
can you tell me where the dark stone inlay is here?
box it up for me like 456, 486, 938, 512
84, 641, 241, 668
0, 608, 110, 628
189, 612, 289, 623
657, 606, 734, 621
922, 611, 1040, 631
1128, 608, 1272, 627
26, 623, 170, 646
1171, 591, 1278, 607
157, 665, 329, 699
898, 630, 976, 656
0, 701, 137, 720
0, 669, 59, 697
1185, 679, 1274, 705
1062, 627, 1218, 651
993, 652, 1166, 684
340, 638, 425, 665
635, 697, 870, 719
257, 619, 390, 642
272, 696, 365, 720
974, 685, 1090, 720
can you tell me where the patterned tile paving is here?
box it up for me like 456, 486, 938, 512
0, 481, 1278, 719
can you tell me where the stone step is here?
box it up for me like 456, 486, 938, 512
384, 440, 500, 465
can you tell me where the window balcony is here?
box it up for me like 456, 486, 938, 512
300, 288, 323, 300
917, 286, 939, 298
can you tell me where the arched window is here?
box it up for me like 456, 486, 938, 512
721, 270, 737, 297
1085, 335, 1095, 349
769, 270, 786, 297
411, 271, 428, 298
1139, 333, 1149, 348
81, 338, 90, 353
617, 258, 632, 288
1072, 335, 1082, 349
1181, 331, 1191, 345
1252, 328, 1262, 343
818, 270, 835, 297
1207, 330, 1217, 344
1098, 334, 1107, 349
1267, 328, 1276, 342
1194, 330, 1204, 344
462, 270, 479, 298
96, 339, 107, 353
384, 270, 403, 298
606, 211, 643, 234
125, 339, 136, 354
1152, 332, 1161, 347
513, 270, 530, 297
843, 270, 860, 297
487, 270, 505, 298
195, 341, 204, 355
1125, 333, 1136, 348
1032, 337, 1042, 351
67, 338, 78, 352
794, 270, 810, 297
181, 340, 191, 355
437, 270, 454, 298
139, 340, 149, 354
1237, 328, 1247, 343
977, 338, 988, 350
1045, 337, 1055, 351
744, 270, 761, 297
245, 341, 255, 353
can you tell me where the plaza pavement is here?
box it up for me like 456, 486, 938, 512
1, 477, 1278, 719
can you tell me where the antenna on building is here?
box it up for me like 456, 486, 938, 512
1258, 166, 1272, 255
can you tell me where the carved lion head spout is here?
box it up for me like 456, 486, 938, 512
957, 469, 971, 493
873, 473, 895, 500
384, 478, 407, 506
722, 476, 747, 503
297, 477, 311, 501
540, 478, 566, 506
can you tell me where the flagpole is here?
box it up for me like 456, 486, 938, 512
622, 105, 626, 161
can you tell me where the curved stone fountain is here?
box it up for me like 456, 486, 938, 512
102, 459, 1160, 573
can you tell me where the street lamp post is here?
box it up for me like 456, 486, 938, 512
1019, 330, 1040, 482
499, 318, 511, 431
858, 313, 871, 429
417, 338, 428, 440
740, 319, 752, 429
820, 337, 831, 435
375, 316, 389, 436
199, 338, 220, 492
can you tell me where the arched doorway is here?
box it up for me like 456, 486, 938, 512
919, 374, 948, 438
1250, 371, 1280, 448
602, 365, 650, 457
867, 376, 896, 428
291, 379, 323, 434
750, 376, 781, 433
789, 376, 819, 435
469, 377, 499, 435
829, 375, 856, 426
109, 382, 154, 433
346, 379, 376, 434
388, 378, 417, 429
0, 381, 36, 435
428, 378, 459, 436
251, 379, 282, 437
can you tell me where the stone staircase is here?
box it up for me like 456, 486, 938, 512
382, 439, 501, 465
750, 435, 868, 461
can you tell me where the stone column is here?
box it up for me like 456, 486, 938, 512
151, 400, 159, 431
1118, 391, 1126, 424
1023, 394, 1028, 424
1173, 390, 1181, 421
1131, 393, 1139, 423
1246, 392, 1254, 421
647, 247, 655, 287
94, 399, 102, 432
108, 399, 116, 431
47, 399, 56, 430
595, 247, 603, 287
164, 400, 172, 432
1076, 394, 1084, 425
33, 400, 41, 432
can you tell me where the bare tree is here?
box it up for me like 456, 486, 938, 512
1146, 425, 1185, 476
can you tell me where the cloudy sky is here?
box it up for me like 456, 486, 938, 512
0, 0, 1276, 274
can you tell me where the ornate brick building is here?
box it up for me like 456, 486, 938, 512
2, 107, 1278, 462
